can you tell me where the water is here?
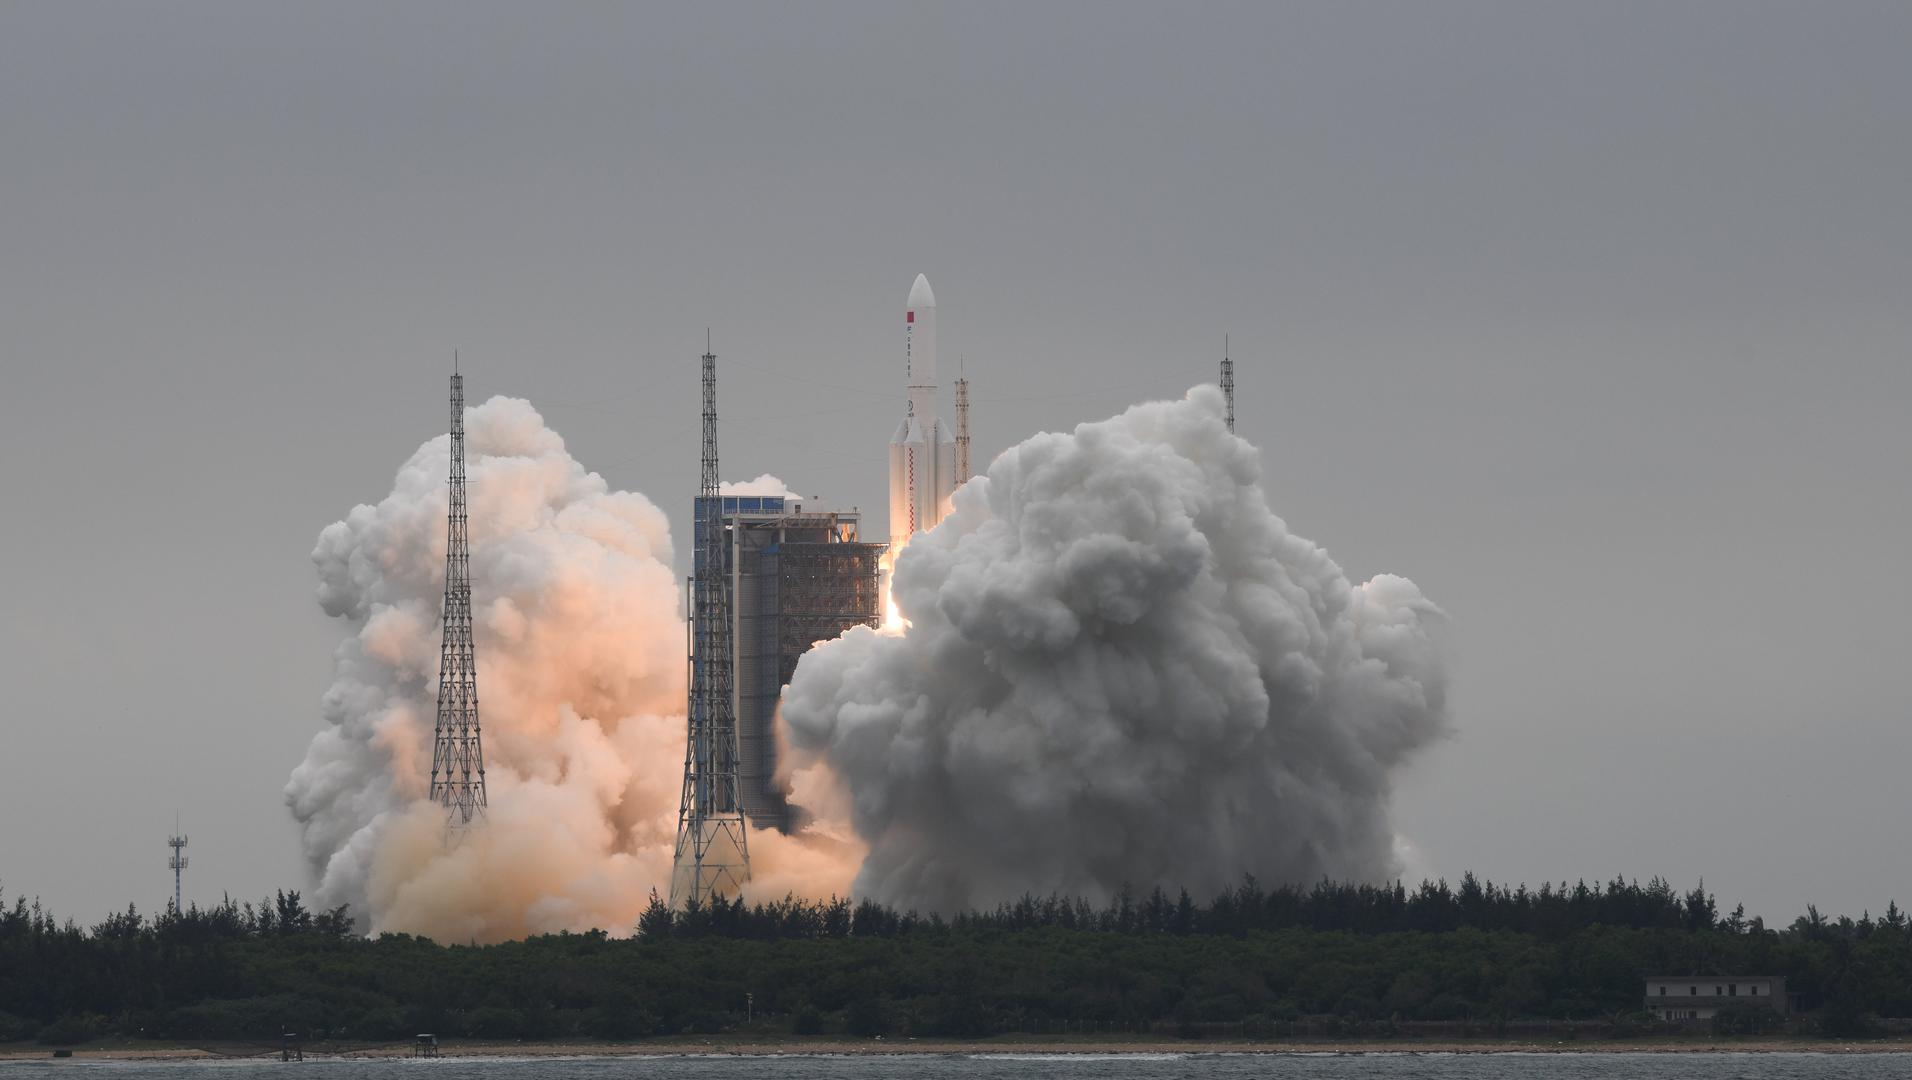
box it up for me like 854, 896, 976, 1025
2, 1053, 1908, 1080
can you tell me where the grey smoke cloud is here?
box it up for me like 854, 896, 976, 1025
781, 386, 1450, 912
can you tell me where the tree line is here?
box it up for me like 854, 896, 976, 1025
3, 875, 1910, 1046
640, 874, 1784, 940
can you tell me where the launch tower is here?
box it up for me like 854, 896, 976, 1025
705, 497, 883, 830
671, 337, 752, 906
428, 368, 488, 833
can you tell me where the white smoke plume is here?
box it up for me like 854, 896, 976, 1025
285, 397, 850, 941
719, 473, 799, 498
780, 386, 1450, 913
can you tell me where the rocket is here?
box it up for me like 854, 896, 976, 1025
889, 273, 957, 555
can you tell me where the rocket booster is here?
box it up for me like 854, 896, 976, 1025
889, 273, 956, 555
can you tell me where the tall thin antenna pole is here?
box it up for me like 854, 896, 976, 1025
167, 815, 188, 913
1220, 335, 1235, 434
672, 334, 751, 907
954, 360, 971, 483
429, 365, 487, 836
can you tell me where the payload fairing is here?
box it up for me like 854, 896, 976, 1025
888, 273, 956, 554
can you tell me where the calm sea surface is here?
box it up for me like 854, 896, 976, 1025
2, 1054, 1909, 1080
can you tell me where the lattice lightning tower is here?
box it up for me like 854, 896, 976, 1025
954, 367, 971, 482
671, 334, 751, 907
1221, 335, 1235, 434
428, 366, 487, 834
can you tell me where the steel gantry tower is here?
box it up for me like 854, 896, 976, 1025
429, 367, 488, 834
1220, 336, 1235, 434
671, 336, 751, 907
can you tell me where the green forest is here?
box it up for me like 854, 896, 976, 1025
4, 875, 1910, 1046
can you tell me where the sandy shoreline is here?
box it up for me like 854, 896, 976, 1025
8, 1037, 1912, 1060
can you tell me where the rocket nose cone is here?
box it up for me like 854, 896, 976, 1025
908, 273, 936, 309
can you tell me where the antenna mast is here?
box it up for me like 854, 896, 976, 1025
428, 366, 487, 835
1220, 335, 1235, 434
671, 334, 751, 907
167, 818, 187, 913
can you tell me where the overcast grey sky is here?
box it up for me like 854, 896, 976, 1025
3, 1, 1908, 926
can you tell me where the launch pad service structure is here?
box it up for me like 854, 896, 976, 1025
700, 497, 883, 832
889, 274, 957, 554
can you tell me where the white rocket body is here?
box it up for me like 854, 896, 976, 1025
888, 273, 956, 556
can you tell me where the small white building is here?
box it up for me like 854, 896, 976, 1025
1644, 976, 1788, 1020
